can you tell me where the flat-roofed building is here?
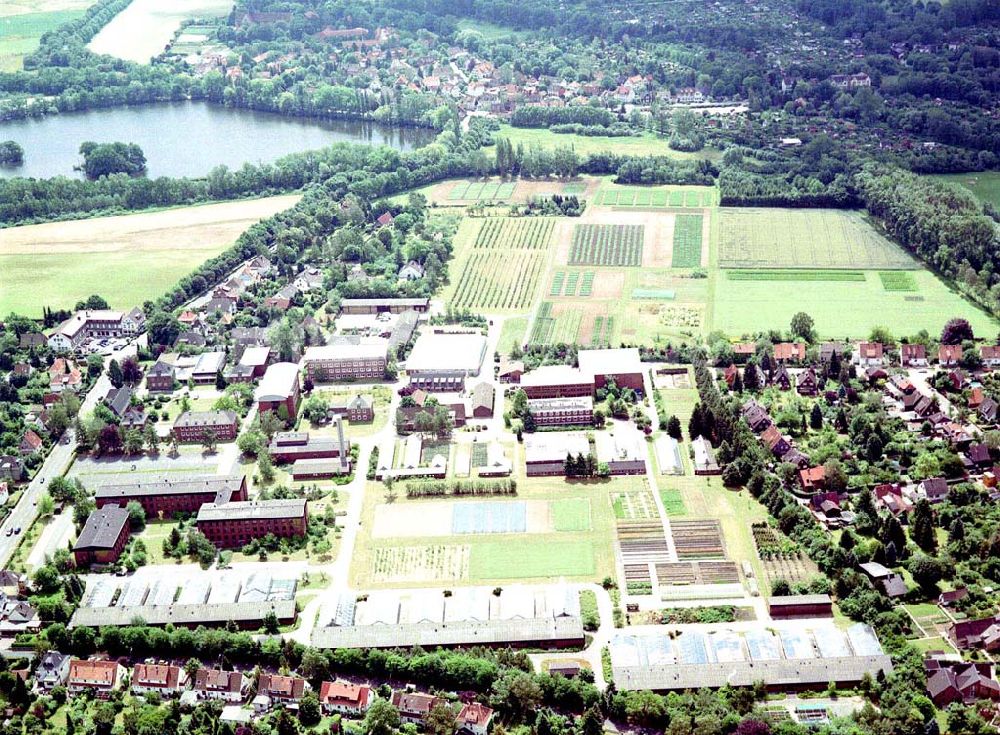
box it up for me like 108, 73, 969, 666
528, 397, 594, 426
269, 424, 349, 464
768, 594, 834, 620
191, 352, 227, 383
304, 340, 388, 381
255, 362, 300, 418
578, 348, 644, 392
172, 410, 238, 443
520, 365, 593, 400
524, 432, 591, 476
595, 430, 646, 475
196, 499, 307, 548
238, 345, 271, 377
94, 475, 248, 518
406, 332, 487, 388
339, 297, 430, 315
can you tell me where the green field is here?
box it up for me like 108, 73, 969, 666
717, 208, 915, 270
879, 271, 917, 291
713, 268, 996, 338
726, 269, 867, 282
531, 302, 583, 345
570, 224, 644, 266
469, 539, 595, 579
551, 498, 592, 531
0, 9, 86, 71
448, 180, 518, 202
599, 186, 717, 208
672, 214, 704, 267
485, 125, 721, 161
660, 488, 687, 516
497, 316, 528, 354
933, 171, 1000, 208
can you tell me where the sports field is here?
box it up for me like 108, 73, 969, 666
0, 195, 299, 316
0, 0, 91, 71
87, 0, 232, 63
717, 208, 915, 270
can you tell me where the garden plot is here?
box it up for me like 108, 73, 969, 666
671, 214, 705, 268
530, 301, 584, 345
448, 180, 518, 202
752, 523, 818, 588
570, 224, 645, 266
598, 185, 717, 208
717, 208, 915, 270
617, 519, 672, 566
612, 485, 659, 520
371, 499, 591, 538
655, 560, 741, 586
371, 545, 470, 583
669, 519, 726, 559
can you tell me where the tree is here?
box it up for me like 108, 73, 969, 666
0, 140, 24, 166
108, 359, 124, 389
126, 501, 146, 531
79, 141, 146, 178
809, 404, 823, 430
143, 424, 160, 453
238, 431, 265, 457
910, 500, 937, 553
121, 357, 142, 384
299, 692, 322, 726
259, 411, 283, 440
941, 318, 974, 345
37, 493, 55, 517
790, 312, 815, 342
666, 415, 682, 440
771, 579, 791, 596
907, 553, 946, 590
302, 395, 329, 425
363, 698, 401, 735
97, 424, 122, 455
201, 430, 218, 454
424, 702, 458, 735
258, 452, 275, 484
822, 459, 848, 492
215, 370, 227, 391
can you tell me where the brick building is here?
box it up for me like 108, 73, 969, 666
94, 475, 248, 518
329, 394, 374, 423
303, 342, 388, 382
339, 297, 430, 315
73, 506, 131, 566
67, 659, 125, 698
767, 594, 834, 620
196, 498, 308, 548
145, 360, 175, 392
255, 362, 300, 418
172, 410, 239, 443
578, 348, 644, 392
528, 397, 594, 426
269, 426, 350, 464
520, 365, 593, 400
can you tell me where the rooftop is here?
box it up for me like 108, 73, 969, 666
74, 506, 130, 551
304, 341, 388, 362
578, 348, 642, 377
95, 475, 245, 502
196, 498, 307, 523
255, 362, 300, 401
406, 332, 486, 374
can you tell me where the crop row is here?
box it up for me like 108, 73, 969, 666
569, 224, 644, 266
449, 181, 518, 201
475, 217, 554, 250
725, 269, 867, 282
451, 250, 545, 310
879, 271, 918, 292
671, 214, 703, 268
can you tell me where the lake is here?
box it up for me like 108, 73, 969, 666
0, 101, 437, 179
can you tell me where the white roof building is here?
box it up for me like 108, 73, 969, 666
406, 332, 487, 377
255, 363, 300, 402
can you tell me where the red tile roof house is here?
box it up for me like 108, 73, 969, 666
255, 673, 310, 711
318, 680, 375, 716
194, 668, 249, 702
938, 344, 962, 367
67, 659, 125, 698
391, 691, 441, 725
925, 654, 1000, 707
457, 702, 494, 735
131, 663, 188, 697
982, 345, 1000, 368
798, 466, 826, 492
773, 342, 806, 363
19, 429, 43, 456
900, 343, 927, 367
854, 342, 884, 367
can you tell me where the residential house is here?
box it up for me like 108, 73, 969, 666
939, 587, 969, 608
901, 344, 927, 367
949, 615, 1000, 651
33, 652, 71, 692
914, 477, 950, 504
967, 442, 992, 469
741, 400, 772, 433
855, 342, 884, 367
18, 430, 43, 456
257, 673, 310, 706
132, 663, 188, 697
797, 369, 819, 397
471, 383, 494, 418
858, 562, 908, 598
939, 345, 962, 367
457, 703, 494, 735
67, 659, 125, 698
193, 668, 250, 702
981, 345, 1000, 368
318, 680, 375, 716
329, 395, 375, 423
771, 364, 793, 391
102, 386, 133, 419
980, 397, 999, 424
874, 484, 912, 517
925, 654, 1000, 707
48, 358, 82, 393
398, 261, 425, 281
0, 456, 25, 482
799, 466, 826, 493
391, 691, 440, 726
146, 360, 175, 392
760, 425, 791, 458
773, 342, 806, 363
498, 358, 524, 383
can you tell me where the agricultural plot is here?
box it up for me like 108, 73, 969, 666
612, 484, 659, 520
371, 546, 470, 583
589, 314, 615, 347
550, 269, 595, 297
531, 302, 583, 345
474, 217, 554, 249
669, 519, 726, 559
0, 8, 87, 71
717, 208, 915, 270
569, 224, 644, 266
660, 488, 687, 516
671, 214, 704, 268
932, 171, 1000, 209
655, 560, 740, 586
713, 267, 997, 338
752, 523, 817, 589
879, 271, 917, 291
448, 180, 518, 201
469, 540, 595, 579
598, 186, 717, 208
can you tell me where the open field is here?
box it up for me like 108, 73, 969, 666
353, 470, 618, 587
712, 268, 997, 339
0, 5, 87, 71
0, 195, 299, 316
485, 125, 722, 161
497, 316, 528, 353
933, 171, 1000, 208
447, 180, 518, 202
570, 224, 644, 266
87, 0, 232, 63
597, 185, 717, 208
445, 217, 554, 312
671, 214, 704, 268
717, 208, 915, 270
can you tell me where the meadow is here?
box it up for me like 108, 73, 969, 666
717, 208, 915, 270
87, 0, 232, 63
932, 171, 1000, 208
0, 195, 299, 316
712, 268, 997, 338
0, 1, 90, 71
485, 125, 722, 161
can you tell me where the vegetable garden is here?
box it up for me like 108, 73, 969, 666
726, 269, 867, 282
570, 224, 644, 266
550, 269, 596, 297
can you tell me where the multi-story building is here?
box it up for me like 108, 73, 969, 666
269, 425, 349, 464
520, 365, 593, 400
527, 397, 594, 426
329, 394, 374, 423
193, 668, 250, 702
72, 506, 131, 566
196, 498, 308, 548
172, 410, 239, 443
255, 362, 301, 418
94, 475, 248, 518
304, 341, 388, 382
339, 297, 430, 315
67, 659, 125, 698
318, 681, 375, 716
131, 663, 188, 697
47, 309, 143, 352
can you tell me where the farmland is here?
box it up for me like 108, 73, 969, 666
717, 208, 915, 270
484, 125, 722, 161
0, 6, 88, 71
597, 186, 717, 208
932, 171, 1000, 209
569, 224, 645, 266
671, 214, 704, 268
0, 195, 299, 316
448, 180, 518, 202
87, 0, 233, 63
447, 217, 554, 311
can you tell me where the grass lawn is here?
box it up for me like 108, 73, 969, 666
455, 18, 526, 39
933, 171, 1000, 208
486, 125, 721, 161
0, 9, 86, 71
0, 195, 298, 316
497, 316, 528, 354
469, 539, 595, 579
139, 520, 182, 565
712, 268, 996, 339
659, 488, 687, 516
551, 498, 592, 531
910, 636, 956, 654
